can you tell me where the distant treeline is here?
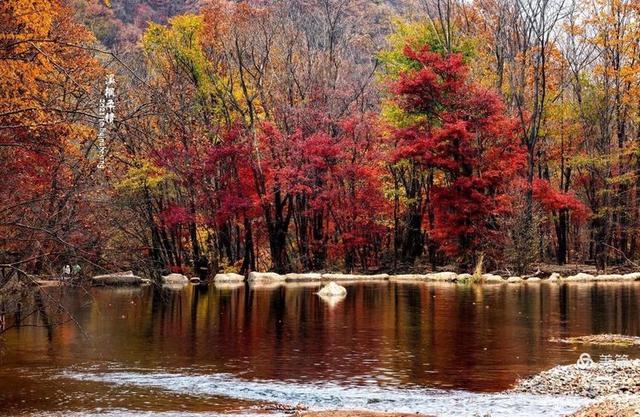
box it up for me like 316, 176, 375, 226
1, 0, 639, 277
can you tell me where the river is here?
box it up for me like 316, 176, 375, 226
1, 281, 639, 416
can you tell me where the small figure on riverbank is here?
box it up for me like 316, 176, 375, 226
61, 264, 71, 280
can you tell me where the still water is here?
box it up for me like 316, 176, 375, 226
1, 281, 639, 416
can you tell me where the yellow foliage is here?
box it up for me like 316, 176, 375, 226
116, 161, 173, 193
143, 14, 212, 96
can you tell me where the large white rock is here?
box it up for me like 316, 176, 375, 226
565, 273, 595, 282
547, 272, 561, 281
526, 277, 541, 283
214, 282, 244, 290
389, 274, 430, 281
317, 281, 347, 296
594, 274, 624, 281
321, 273, 388, 281
92, 271, 144, 286
248, 271, 285, 282
322, 273, 355, 280
285, 273, 322, 282
214, 273, 245, 282
426, 272, 458, 281
162, 273, 189, 283
482, 274, 505, 283
358, 273, 389, 280
456, 273, 474, 282
623, 272, 640, 281
507, 276, 523, 283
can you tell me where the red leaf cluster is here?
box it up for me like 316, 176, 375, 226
391, 45, 526, 257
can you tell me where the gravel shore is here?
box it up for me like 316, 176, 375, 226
512, 355, 640, 398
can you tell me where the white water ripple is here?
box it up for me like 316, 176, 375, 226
62, 370, 593, 417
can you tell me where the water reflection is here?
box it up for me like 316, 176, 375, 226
0, 282, 639, 415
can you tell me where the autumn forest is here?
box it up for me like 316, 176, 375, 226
2, 0, 640, 278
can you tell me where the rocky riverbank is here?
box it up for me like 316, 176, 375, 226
83, 264, 640, 287
512, 348, 640, 416
512, 354, 640, 397
213, 270, 640, 284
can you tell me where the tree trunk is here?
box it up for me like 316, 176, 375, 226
401, 204, 423, 263
241, 218, 255, 274
556, 208, 568, 265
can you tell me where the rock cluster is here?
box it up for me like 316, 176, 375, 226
211, 270, 640, 285
564, 272, 640, 282
93, 268, 640, 287
512, 356, 640, 398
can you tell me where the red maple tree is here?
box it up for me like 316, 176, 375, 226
391, 45, 526, 265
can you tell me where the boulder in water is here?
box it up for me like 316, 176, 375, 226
321, 273, 355, 280
482, 274, 505, 283
92, 271, 144, 286
317, 281, 347, 296
162, 273, 189, 283
321, 273, 388, 281
565, 272, 595, 282
248, 271, 285, 283
548, 272, 561, 281
389, 274, 430, 282
456, 273, 473, 282
214, 273, 245, 282
595, 274, 624, 281
286, 273, 322, 282
425, 272, 457, 281
623, 272, 640, 281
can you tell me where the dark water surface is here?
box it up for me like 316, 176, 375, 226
1, 281, 639, 416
